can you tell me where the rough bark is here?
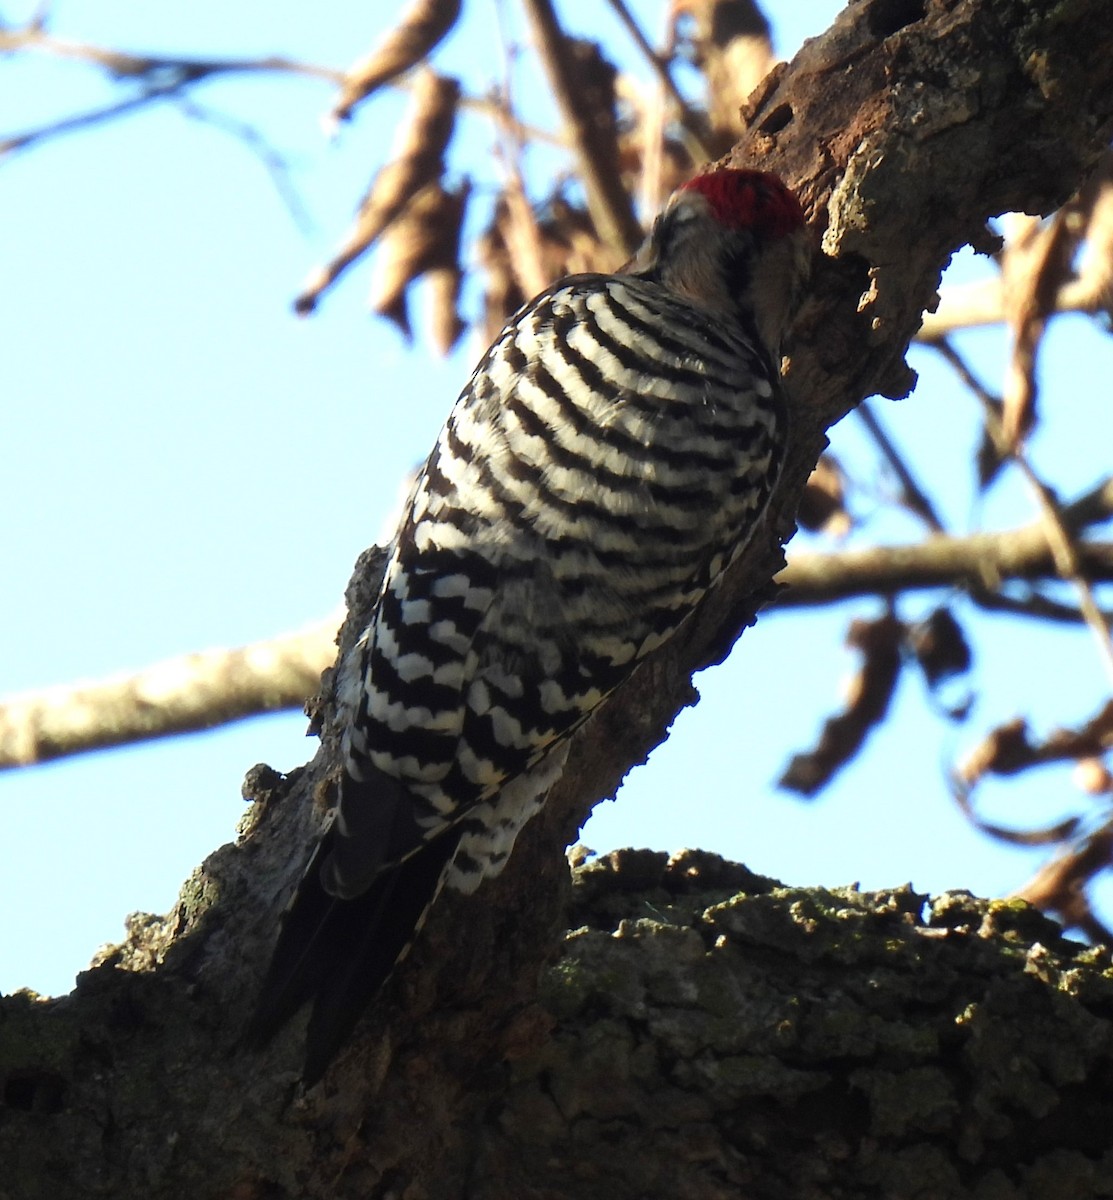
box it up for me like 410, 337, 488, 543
4, 1, 1113, 1196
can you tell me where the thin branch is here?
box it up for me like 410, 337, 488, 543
1062, 476, 1113, 534
4, 516, 1112, 770
0, 619, 340, 770
782, 476, 1113, 607
965, 584, 1095, 626
918, 276, 1110, 340
1017, 456, 1113, 683
0, 18, 560, 163
456, 90, 563, 148
520, 0, 643, 257
0, 25, 344, 84
1012, 814, 1113, 943
172, 97, 315, 236
2, 89, 169, 157
490, 3, 550, 298
633, 63, 669, 217
936, 339, 1113, 685
856, 400, 947, 533
603, 0, 713, 162
0, 38, 343, 160
778, 532, 1113, 608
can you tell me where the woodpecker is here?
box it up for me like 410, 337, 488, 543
247, 168, 809, 1083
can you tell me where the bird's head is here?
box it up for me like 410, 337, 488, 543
630, 167, 810, 357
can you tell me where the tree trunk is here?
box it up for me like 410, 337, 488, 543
4, 1, 1113, 1196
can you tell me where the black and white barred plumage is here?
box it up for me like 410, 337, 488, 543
248, 169, 809, 1082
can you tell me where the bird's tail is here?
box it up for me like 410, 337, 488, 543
244, 825, 462, 1085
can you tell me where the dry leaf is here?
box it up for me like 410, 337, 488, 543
956, 717, 1036, 786
998, 209, 1075, 451
371, 180, 469, 354
423, 265, 467, 357
499, 177, 550, 303
778, 613, 903, 797
1012, 815, 1113, 943
295, 71, 459, 316
1070, 151, 1113, 316
906, 604, 969, 715
330, 0, 462, 124
957, 700, 1113, 788
797, 453, 850, 537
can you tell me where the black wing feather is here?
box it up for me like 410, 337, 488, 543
245, 826, 462, 1083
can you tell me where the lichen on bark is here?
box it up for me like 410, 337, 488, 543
476, 850, 1113, 1200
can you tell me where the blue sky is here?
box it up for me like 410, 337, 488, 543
3, 1, 1111, 997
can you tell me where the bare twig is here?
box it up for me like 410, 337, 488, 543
3, 90, 169, 157
1012, 814, 1113, 943
856, 400, 947, 533
918, 275, 1111, 340
779, 529, 1113, 609
0, 16, 559, 163
1016, 456, 1113, 683
632, 69, 670, 217
965, 585, 1095, 626
172, 97, 315, 235
0, 620, 340, 770
604, 0, 713, 161
0, 26, 343, 160
490, 5, 550, 299
0, 26, 344, 84
936, 339, 1113, 684
455, 91, 561, 147
521, 0, 643, 257
1062, 476, 1113, 532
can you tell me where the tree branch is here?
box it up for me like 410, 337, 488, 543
918, 274, 1111, 340
171, 96, 315, 235
6, 497, 1113, 770
604, 0, 714, 161
0, 25, 343, 84
521, 0, 643, 257
0, 25, 344, 158
0, 619, 338, 768
855, 400, 947, 532
937, 340, 1113, 682
777, 532, 1113, 609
